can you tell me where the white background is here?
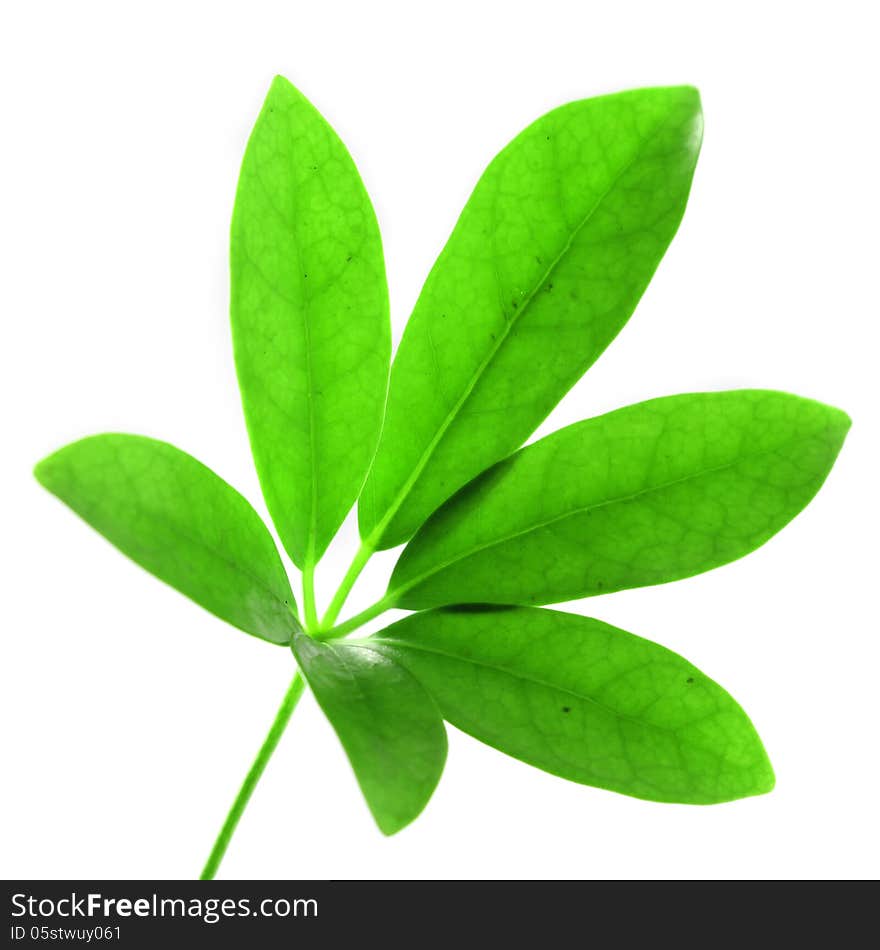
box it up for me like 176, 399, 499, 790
2, 0, 878, 880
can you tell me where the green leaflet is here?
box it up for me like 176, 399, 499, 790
291, 633, 447, 834
389, 390, 850, 609
34, 435, 299, 645
231, 76, 390, 569
366, 607, 774, 804
359, 86, 702, 549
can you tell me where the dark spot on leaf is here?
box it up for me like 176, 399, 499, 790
511, 300, 518, 309
686, 677, 694, 684
346, 255, 352, 262
562, 706, 571, 713
546, 135, 551, 141
546, 282, 554, 292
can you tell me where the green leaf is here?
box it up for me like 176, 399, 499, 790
34, 434, 300, 645
359, 86, 702, 549
367, 607, 774, 804
389, 390, 850, 609
231, 75, 390, 568
291, 632, 447, 834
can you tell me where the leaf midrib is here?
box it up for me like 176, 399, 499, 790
368, 106, 684, 545
357, 639, 717, 743
390, 428, 825, 599
251, 132, 320, 566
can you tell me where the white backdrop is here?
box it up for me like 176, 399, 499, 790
2, 0, 877, 880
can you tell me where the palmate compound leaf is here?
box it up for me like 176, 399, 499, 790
359, 86, 703, 550
34, 434, 300, 645
364, 607, 775, 804
388, 390, 850, 610
231, 76, 390, 569
291, 633, 447, 834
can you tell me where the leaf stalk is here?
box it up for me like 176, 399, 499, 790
200, 671, 305, 879
302, 562, 319, 632
317, 593, 397, 640
319, 539, 375, 630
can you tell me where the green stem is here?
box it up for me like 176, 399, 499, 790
200, 672, 306, 880
317, 593, 396, 640
319, 539, 374, 631
302, 563, 319, 632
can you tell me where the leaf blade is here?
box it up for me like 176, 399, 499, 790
389, 390, 850, 609
292, 633, 447, 834
368, 607, 774, 804
232, 75, 391, 568
35, 434, 299, 645
359, 86, 702, 549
